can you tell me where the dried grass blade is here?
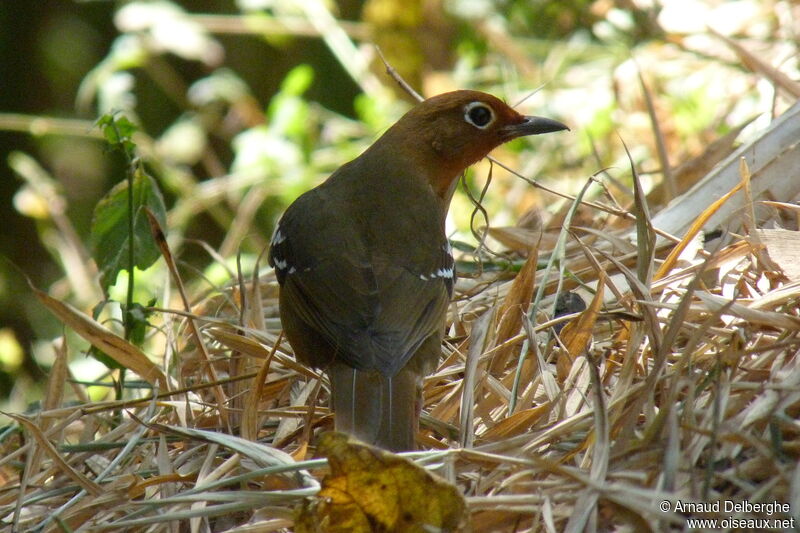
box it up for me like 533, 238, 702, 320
557, 271, 606, 381
31, 284, 167, 389
13, 338, 73, 527
790, 461, 800, 525
274, 379, 319, 447
656, 258, 709, 362
740, 158, 779, 271
637, 68, 675, 201
624, 137, 655, 286
248, 248, 270, 332
241, 332, 281, 441
586, 356, 608, 485
145, 208, 229, 427
489, 246, 539, 374
460, 309, 493, 448
43, 336, 69, 413
511, 176, 596, 413
654, 180, 744, 281
640, 256, 711, 446
95, 501, 272, 530
695, 291, 800, 330
649, 116, 757, 205
485, 225, 543, 252
710, 28, 800, 98
596, 250, 663, 354
740, 157, 756, 236
146, 423, 319, 489
208, 327, 318, 379
5, 412, 102, 496
481, 401, 552, 441
761, 200, 800, 215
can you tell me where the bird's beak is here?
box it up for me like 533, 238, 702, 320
501, 116, 569, 139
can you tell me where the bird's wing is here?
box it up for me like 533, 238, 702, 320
269, 188, 453, 376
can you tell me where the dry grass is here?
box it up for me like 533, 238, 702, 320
4, 119, 800, 530
3, 2, 800, 531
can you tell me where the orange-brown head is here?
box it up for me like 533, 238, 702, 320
370, 90, 568, 199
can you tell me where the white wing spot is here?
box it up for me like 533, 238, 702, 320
435, 267, 454, 279
273, 258, 288, 270
421, 267, 454, 280
272, 228, 286, 245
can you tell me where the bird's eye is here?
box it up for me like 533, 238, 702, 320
464, 102, 495, 129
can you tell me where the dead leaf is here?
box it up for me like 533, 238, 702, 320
295, 432, 468, 532
757, 229, 800, 281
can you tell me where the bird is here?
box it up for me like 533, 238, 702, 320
269, 90, 567, 451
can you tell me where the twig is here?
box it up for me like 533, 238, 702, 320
375, 45, 424, 102
145, 208, 232, 430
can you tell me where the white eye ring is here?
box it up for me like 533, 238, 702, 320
464, 102, 495, 129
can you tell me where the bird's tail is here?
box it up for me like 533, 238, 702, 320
329, 362, 421, 451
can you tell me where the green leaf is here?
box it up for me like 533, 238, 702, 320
126, 298, 157, 347
89, 345, 125, 371
88, 300, 124, 370
96, 112, 138, 157
91, 168, 166, 291
280, 63, 314, 96
267, 65, 314, 139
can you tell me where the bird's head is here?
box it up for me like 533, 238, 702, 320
375, 90, 568, 199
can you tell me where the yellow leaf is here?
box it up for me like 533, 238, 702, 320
296, 432, 468, 532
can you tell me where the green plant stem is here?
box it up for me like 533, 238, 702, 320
107, 116, 138, 401
125, 164, 135, 343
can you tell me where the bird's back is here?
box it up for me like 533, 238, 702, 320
269, 157, 453, 377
